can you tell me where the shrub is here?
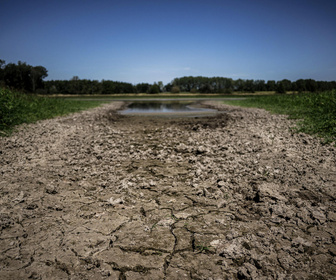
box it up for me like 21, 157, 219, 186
171, 86, 180, 93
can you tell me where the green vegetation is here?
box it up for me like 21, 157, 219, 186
0, 88, 106, 136
222, 91, 336, 144
169, 76, 336, 94
1, 58, 336, 142
0, 59, 47, 93
2, 59, 336, 95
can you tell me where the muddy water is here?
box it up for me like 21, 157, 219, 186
120, 100, 217, 117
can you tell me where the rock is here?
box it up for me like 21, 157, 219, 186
327, 211, 336, 222
157, 218, 175, 227
329, 247, 336, 257
0, 213, 13, 230
291, 237, 313, 250
174, 212, 191, 219
237, 263, 259, 280
14, 191, 25, 203
45, 185, 58, 194
175, 143, 189, 153
108, 197, 124, 206
255, 183, 288, 203
217, 199, 226, 208
195, 146, 209, 155
311, 209, 327, 224
26, 203, 38, 210
218, 238, 247, 259
149, 180, 156, 187
217, 180, 226, 188
210, 239, 222, 248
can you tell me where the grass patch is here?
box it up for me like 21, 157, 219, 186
0, 88, 107, 136
222, 91, 336, 144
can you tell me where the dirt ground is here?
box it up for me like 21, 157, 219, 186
0, 101, 335, 280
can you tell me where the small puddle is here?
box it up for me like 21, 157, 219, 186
120, 100, 217, 117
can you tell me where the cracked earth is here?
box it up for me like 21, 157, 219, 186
0, 101, 335, 279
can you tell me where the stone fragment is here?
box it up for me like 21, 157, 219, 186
237, 263, 259, 280
108, 197, 124, 206
45, 185, 58, 194
327, 211, 336, 222
0, 213, 13, 230
255, 183, 287, 203
217, 180, 226, 188
14, 191, 25, 203
175, 143, 189, 153
217, 199, 226, 208
157, 218, 175, 227
311, 209, 326, 224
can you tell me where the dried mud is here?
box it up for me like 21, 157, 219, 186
0, 101, 335, 279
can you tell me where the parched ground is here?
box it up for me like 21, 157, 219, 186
0, 101, 335, 280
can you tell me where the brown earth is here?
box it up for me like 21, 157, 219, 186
0, 101, 335, 280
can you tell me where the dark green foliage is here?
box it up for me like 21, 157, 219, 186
0, 88, 105, 135
149, 83, 160, 94
136, 83, 151, 93
171, 76, 235, 93
2, 59, 336, 96
266, 80, 276, 91
171, 86, 180, 93
2, 61, 47, 92
276, 79, 292, 94
223, 91, 336, 144
168, 76, 336, 94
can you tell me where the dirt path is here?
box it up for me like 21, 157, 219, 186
1, 101, 335, 279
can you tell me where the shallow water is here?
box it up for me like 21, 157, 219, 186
120, 100, 216, 116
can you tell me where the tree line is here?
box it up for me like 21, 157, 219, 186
44, 76, 336, 95
44, 77, 163, 95
170, 76, 336, 94
0, 60, 48, 93
1, 60, 336, 94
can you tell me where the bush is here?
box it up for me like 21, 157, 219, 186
149, 84, 160, 94
171, 86, 180, 93
0, 88, 22, 132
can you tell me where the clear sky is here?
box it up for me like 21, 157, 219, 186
1, 0, 336, 85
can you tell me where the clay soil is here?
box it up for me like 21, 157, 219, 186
0, 101, 335, 280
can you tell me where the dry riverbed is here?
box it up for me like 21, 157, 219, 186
0, 101, 335, 279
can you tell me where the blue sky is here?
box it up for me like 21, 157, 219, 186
1, 0, 335, 84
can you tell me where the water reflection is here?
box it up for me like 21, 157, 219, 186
121, 100, 215, 114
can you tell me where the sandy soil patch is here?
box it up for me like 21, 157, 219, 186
1, 101, 335, 279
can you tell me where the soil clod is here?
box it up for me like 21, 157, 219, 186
0, 101, 335, 279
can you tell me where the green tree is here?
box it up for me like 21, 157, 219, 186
276, 82, 286, 94
70, 76, 81, 94
276, 79, 292, 93
157, 81, 164, 92
254, 80, 266, 91
234, 79, 244, 91
199, 83, 213, 93
295, 79, 306, 93
266, 80, 276, 91
0, 59, 5, 86
305, 79, 317, 92
171, 86, 180, 93
149, 83, 160, 94
30, 66, 48, 92
136, 83, 151, 93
